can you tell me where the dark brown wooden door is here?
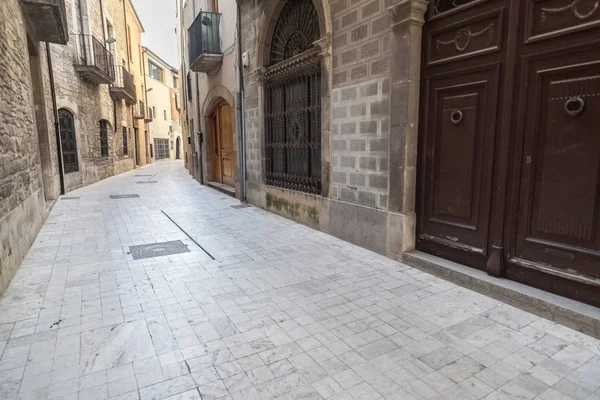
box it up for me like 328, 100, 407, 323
507, 0, 600, 304
418, 0, 509, 268
418, 0, 600, 305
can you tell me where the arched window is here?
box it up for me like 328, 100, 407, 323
100, 120, 109, 157
264, 0, 322, 194
58, 109, 79, 173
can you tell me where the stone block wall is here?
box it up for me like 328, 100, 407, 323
330, 0, 393, 210
0, 0, 47, 294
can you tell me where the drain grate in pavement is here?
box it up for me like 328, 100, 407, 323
137, 181, 158, 184
110, 194, 140, 199
135, 174, 153, 177
61, 197, 80, 200
231, 204, 252, 209
129, 240, 190, 260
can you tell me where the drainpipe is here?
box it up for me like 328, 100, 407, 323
236, 2, 246, 201
46, 42, 65, 196
196, 74, 204, 184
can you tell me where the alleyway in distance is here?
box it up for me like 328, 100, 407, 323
0, 161, 598, 400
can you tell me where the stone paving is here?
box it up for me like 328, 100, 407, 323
0, 161, 599, 400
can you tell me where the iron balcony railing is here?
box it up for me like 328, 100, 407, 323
74, 34, 115, 80
189, 12, 221, 62
112, 65, 136, 103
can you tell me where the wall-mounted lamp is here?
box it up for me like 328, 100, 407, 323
105, 38, 117, 44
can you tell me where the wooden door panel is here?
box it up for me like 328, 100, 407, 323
420, 66, 499, 255
425, 7, 505, 66
515, 54, 600, 278
525, 0, 600, 42
220, 103, 234, 187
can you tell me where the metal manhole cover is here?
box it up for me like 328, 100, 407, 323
110, 194, 140, 199
61, 197, 80, 200
137, 181, 158, 184
231, 204, 252, 209
129, 240, 190, 260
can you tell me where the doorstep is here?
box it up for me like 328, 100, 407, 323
207, 181, 236, 197
402, 250, 600, 339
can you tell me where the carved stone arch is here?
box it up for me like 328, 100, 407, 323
202, 84, 236, 117
255, 0, 332, 69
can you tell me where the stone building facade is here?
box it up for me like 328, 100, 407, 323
0, 0, 53, 294
179, 0, 242, 195
0, 0, 143, 294
239, 0, 414, 258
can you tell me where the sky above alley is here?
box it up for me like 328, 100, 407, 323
131, 0, 179, 68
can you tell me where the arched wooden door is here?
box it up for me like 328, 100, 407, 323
209, 100, 234, 187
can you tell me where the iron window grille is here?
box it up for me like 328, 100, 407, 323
264, 54, 322, 195
263, 0, 322, 195
58, 109, 79, 173
154, 138, 169, 159
123, 127, 128, 155
100, 120, 109, 157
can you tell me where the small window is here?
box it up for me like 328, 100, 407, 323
59, 109, 79, 173
139, 45, 143, 74
100, 120, 109, 157
127, 26, 133, 62
123, 127, 128, 155
164, 110, 167, 120
187, 72, 192, 101
148, 60, 163, 81
173, 76, 178, 89
153, 106, 156, 117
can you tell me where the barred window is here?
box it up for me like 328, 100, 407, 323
154, 138, 169, 159
264, 0, 322, 195
100, 120, 109, 157
123, 127, 128, 155
58, 109, 79, 173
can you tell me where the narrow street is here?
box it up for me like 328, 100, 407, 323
0, 161, 598, 400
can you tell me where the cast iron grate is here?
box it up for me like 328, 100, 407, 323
137, 181, 158, 184
109, 194, 140, 199
231, 204, 252, 209
129, 240, 190, 260
61, 197, 80, 200
135, 174, 153, 176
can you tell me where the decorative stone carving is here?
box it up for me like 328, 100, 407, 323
388, 0, 429, 30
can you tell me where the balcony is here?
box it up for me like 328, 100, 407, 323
74, 34, 114, 84
110, 66, 136, 104
19, 0, 68, 44
134, 101, 145, 119
188, 12, 223, 73
145, 107, 153, 122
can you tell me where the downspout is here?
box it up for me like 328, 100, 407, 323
196, 74, 204, 184
46, 42, 65, 196
142, 48, 150, 162
236, 2, 246, 201
123, 0, 135, 166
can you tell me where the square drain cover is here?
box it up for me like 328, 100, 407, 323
61, 197, 80, 200
137, 181, 158, 184
129, 240, 190, 260
110, 194, 140, 199
231, 204, 252, 209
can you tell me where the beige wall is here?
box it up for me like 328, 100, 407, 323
145, 50, 180, 160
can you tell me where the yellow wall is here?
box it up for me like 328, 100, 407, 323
125, 0, 148, 165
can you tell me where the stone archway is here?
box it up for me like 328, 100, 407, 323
253, 0, 333, 197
